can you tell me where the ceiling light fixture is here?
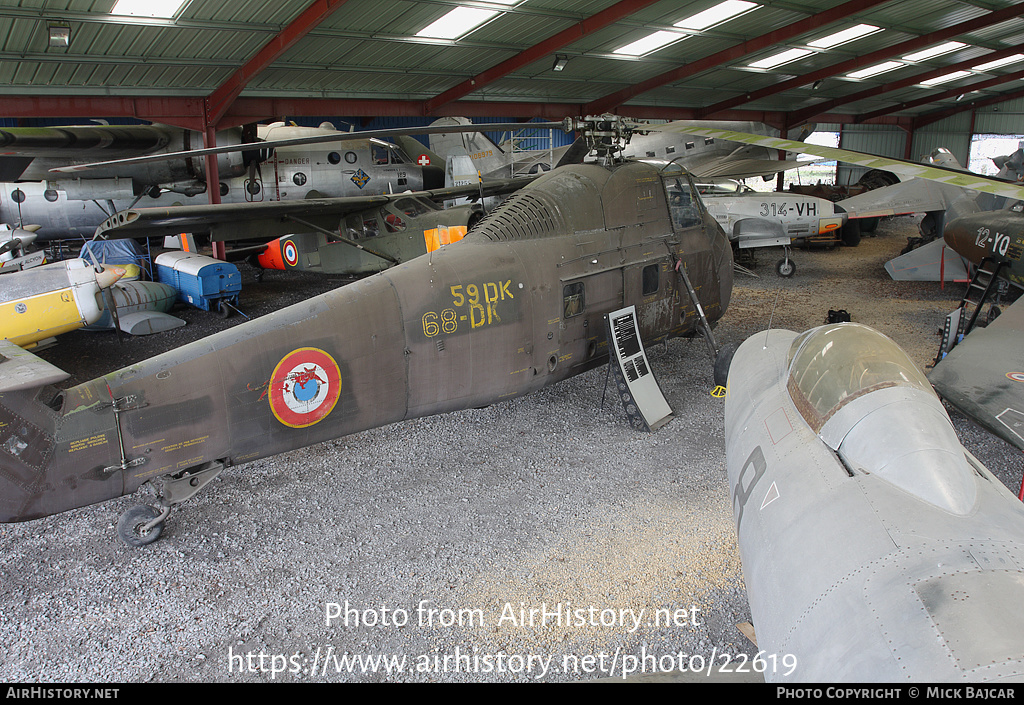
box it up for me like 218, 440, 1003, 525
972, 54, 1024, 72
415, 0, 519, 41
110, 0, 189, 18
807, 24, 881, 49
847, 61, 903, 79
675, 0, 757, 31
919, 70, 972, 86
749, 48, 813, 69
903, 41, 967, 62
48, 23, 70, 48
613, 30, 686, 57
552, 54, 568, 71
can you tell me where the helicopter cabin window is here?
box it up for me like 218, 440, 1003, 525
686, 142, 695, 150
344, 151, 358, 164
328, 152, 341, 165
563, 282, 585, 319
665, 146, 676, 155
363, 218, 380, 238
642, 264, 659, 296
646, 151, 656, 158
705, 138, 714, 145
664, 178, 702, 230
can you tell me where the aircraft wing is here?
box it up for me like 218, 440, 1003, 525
0, 124, 182, 180
929, 296, 1024, 452
645, 121, 1024, 203
0, 338, 70, 392
96, 178, 531, 241
836, 178, 976, 219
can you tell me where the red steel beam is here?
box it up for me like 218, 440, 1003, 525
787, 45, 1024, 125
854, 68, 1024, 124
696, 3, 1024, 120
0, 96, 208, 131
206, 0, 353, 129
423, 0, 663, 115
584, 0, 892, 116
914, 83, 1024, 129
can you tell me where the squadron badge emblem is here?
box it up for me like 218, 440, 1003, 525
269, 347, 342, 428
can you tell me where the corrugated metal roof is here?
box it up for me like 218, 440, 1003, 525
0, 0, 1021, 130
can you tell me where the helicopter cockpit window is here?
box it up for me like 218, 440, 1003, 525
664, 178, 701, 230
363, 218, 380, 239
372, 144, 389, 165
563, 282, 585, 318
786, 323, 933, 433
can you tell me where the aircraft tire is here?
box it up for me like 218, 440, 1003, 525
841, 220, 861, 247
117, 505, 163, 547
776, 258, 796, 278
713, 342, 739, 388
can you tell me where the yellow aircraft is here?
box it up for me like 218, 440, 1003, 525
1, 258, 126, 350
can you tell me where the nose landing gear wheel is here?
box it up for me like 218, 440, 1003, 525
776, 258, 796, 278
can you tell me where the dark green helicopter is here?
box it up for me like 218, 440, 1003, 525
0, 116, 733, 545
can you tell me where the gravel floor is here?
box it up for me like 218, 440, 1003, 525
2, 217, 1019, 683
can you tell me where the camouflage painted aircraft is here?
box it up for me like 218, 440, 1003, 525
0, 117, 734, 546
95, 179, 530, 277
929, 208, 1024, 458
722, 322, 1024, 681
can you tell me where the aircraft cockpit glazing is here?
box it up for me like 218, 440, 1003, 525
785, 323, 932, 434
370, 140, 408, 165
662, 174, 703, 230
785, 323, 978, 513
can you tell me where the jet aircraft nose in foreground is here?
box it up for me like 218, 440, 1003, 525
724, 322, 1024, 682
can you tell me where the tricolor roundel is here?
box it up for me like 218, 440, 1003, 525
268, 347, 342, 428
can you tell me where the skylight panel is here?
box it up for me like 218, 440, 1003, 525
415, 1, 519, 40
613, 30, 686, 56
903, 41, 966, 62
972, 54, 1024, 72
675, 1, 757, 31
920, 70, 972, 86
111, 0, 188, 17
749, 48, 813, 69
808, 24, 880, 49
847, 61, 903, 79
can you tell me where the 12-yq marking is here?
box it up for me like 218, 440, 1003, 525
269, 347, 342, 428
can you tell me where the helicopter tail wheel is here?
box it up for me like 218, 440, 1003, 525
117, 505, 165, 547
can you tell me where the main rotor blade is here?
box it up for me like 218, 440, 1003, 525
638, 120, 1024, 203
51, 121, 568, 174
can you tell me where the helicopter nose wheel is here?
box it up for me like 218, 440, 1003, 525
117, 504, 169, 547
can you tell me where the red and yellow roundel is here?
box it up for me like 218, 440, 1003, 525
268, 347, 342, 428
